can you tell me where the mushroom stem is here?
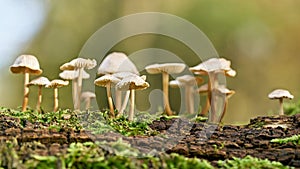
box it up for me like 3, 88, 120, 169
76, 68, 83, 110
53, 87, 58, 112
85, 98, 91, 110
115, 87, 122, 111
220, 98, 228, 122
279, 98, 284, 115
106, 83, 115, 117
128, 89, 135, 121
186, 85, 194, 114
208, 73, 218, 123
162, 72, 173, 115
119, 90, 130, 117
72, 79, 78, 110
36, 85, 42, 111
22, 72, 30, 112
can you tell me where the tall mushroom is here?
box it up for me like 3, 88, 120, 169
190, 58, 236, 122
81, 91, 96, 110
145, 63, 186, 116
94, 74, 121, 117
116, 75, 149, 121
46, 79, 69, 112
59, 70, 90, 109
268, 89, 294, 115
28, 76, 50, 111
10, 54, 43, 111
60, 58, 96, 110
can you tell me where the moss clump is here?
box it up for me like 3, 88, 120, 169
271, 135, 300, 145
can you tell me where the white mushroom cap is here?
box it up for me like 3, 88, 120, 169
197, 83, 209, 93
176, 75, 203, 86
28, 76, 50, 86
60, 58, 97, 70
94, 74, 121, 87
10, 54, 43, 75
225, 69, 237, 77
59, 70, 90, 80
169, 80, 182, 88
216, 86, 235, 98
145, 63, 186, 74
112, 72, 137, 80
116, 75, 150, 91
97, 52, 139, 75
268, 89, 294, 100
46, 79, 69, 88
81, 91, 96, 100
190, 58, 232, 73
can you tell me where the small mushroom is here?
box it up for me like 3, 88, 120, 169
60, 58, 96, 110
59, 69, 90, 109
10, 54, 43, 111
196, 83, 210, 116
46, 79, 69, 112
268, 89, 294, 115
81, 91, 96, 110
94, 74, 121, 117
28, 76, 50, 111
145, 63, 186, 115
116, 75, 149, 121
215, 86, 235, 122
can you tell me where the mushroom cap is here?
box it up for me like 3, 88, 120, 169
10, 54, 43, 75
97, 52, 139, 75
60, 58, 97, 70
46, 79, 69, 88
176, 75, 203, 85
59, 70, 90, 80
94, 74, 121, 87
190, 58, 232, 74
116, 75, 150, 91
169, 80, 182, 88
81, 91, 96, 100
197, 83, 209, 93
145, 63, 186, 74
112, 72, 137, 80
216, 86, 235, 98
28, 76, 51, 86
268, 89, 294, 100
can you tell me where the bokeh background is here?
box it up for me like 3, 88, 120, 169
1, 0, 300, 124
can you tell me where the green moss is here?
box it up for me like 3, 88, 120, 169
271, 135, 300, 145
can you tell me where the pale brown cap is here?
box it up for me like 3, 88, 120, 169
176, 75, 203, 86
46, 79, 69, 88
28, 76, 50, 86
59, 70, 90, 80
60, 58, 97, 70
169, 80, 182, 88
97, 52, 139, 75
145, 63, 186, 74
81, 91, 96, 100
10, 54, 43, 75
94, 74, 121, 87
268, 89, 294, 100
116, 75, 150, 91
197, 83, 209, 93
190, 58, 232, 73
216, 86, 235, 98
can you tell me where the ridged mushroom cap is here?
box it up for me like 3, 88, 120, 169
145, 63, 186, 74
28, 76, 50, 86
112, 72, 137, 80
10, 54, 42, 75
81, 91, 96, 100
97, 52, 139, 75
46, 79, 69, 88
94, 74, 121, 87
60, 58, 97, 70
116, 75, 150, 91
176, 75, 203, 86
190, 58, 232, 74
59, 70, 90, 80
268, 89, 294, 100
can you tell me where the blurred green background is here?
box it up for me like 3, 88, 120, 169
1, 0, 300, 124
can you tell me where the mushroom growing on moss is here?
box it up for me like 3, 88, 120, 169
145, 63, 186, 115
116, 75, 149, 121
81, 91, 96, 110
60, 58, 96, 110
268, 89, 294, 115
10, 54, 43, 111
46, 79, 69, 112
28, 76, 50, 111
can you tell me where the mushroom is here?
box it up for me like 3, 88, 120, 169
81, 91, 96, 110
59, 69, 90, 109
27, 76, 50, 111
94, 74, 121, 117
215, 86, 235, 122
60, 58, 96, 109
145, 63, 186, 115
190, 58, 236, 122
97, 52, 139, 112
268, 89, 294, 115
169, 75, 203, 114
46, 79, 69, 112
116, 75, 149, 121
10, 54, 43, 111
196, 83, 210, 116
